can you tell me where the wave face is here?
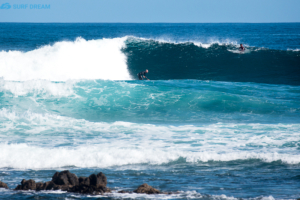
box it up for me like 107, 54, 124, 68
124, 37, 300, 85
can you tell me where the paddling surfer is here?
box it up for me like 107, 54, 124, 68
239, 44, 245, 51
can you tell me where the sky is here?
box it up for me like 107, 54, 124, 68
0, 0, 300, 23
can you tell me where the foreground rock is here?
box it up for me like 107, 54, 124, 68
36, 181, 57, 191
13, 171, 174, 195
16, 179, 59, 191
0, 181, 9, 189
52, 170, 79, 186
15, 170, 110, 194
133, 183, 160, 194
15, 179, 36, 190
68, 172, 110, 194
15, 171, 79, 191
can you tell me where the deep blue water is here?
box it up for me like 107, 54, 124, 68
0, 23, 300, 199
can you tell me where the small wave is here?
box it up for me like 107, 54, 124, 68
2, 142, 299, 169
0, 187, 277, 200
287, 48, 300, 51
93, 190, 240, 199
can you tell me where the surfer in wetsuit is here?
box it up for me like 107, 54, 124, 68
239, 44, 245, 51
138, 69, 149, 80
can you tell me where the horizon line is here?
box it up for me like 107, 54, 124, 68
0, 22, 300, 24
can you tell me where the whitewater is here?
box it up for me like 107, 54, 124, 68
0, 23, 300, 200
0, 37, 131, 81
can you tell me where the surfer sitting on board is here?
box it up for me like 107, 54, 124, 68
138, 69, 149, 80
239, 44, 245, 51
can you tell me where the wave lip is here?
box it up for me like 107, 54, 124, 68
0, 37, 132, 81
126, 36, 240, 49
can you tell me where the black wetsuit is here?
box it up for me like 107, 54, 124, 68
138, 71, 148, 80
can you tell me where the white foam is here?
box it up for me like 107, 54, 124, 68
1, 108, 300, 169
0, 187, 277, 200
128, 36, 239, 49
82, 190, 276, 200
192, 39, 238, 48
1, 142, 300, 169
0, 37, 131, 81
287, 48, 300, 51
227, 49, 252, 54
0, 79, 76, 97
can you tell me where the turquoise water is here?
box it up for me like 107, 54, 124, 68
0, 23, 300, 199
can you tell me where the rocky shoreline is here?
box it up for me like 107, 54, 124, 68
0, 170, 171, 195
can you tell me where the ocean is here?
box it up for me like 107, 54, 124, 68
0, 23, 299, 199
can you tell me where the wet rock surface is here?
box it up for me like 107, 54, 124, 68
15, 179, 36, 190
0, 181, 9, 189
118, 190, 132, 193
14, 170, 110, 195
68, 172, 110, 194
89, 172, 107, 187
12, 171, 173, 195
133, 183, 161, 194
52, 170, 79, 186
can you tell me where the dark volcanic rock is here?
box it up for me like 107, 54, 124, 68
13, 171, 110, 195
0, 181, 8, 189
89, 172, 107, 187
118, 190, 132, 193
15, 179, 36, 190
3, 170, 176, 196
35, 181, 57, 191
44, 181, 57, 190
79, 177, 90, 186
68, 172, 109, 194
36, 182, 45, 191
52, 170, 79, 186
133, 183, 160, 194
68, 184, 109, 194
54, 184, 70, 191
36, 180, 70, 191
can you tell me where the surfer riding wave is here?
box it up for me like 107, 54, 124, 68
137, 69, 149, 80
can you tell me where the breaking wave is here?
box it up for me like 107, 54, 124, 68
0, 36, 299, 85
0, 37, 131, 81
